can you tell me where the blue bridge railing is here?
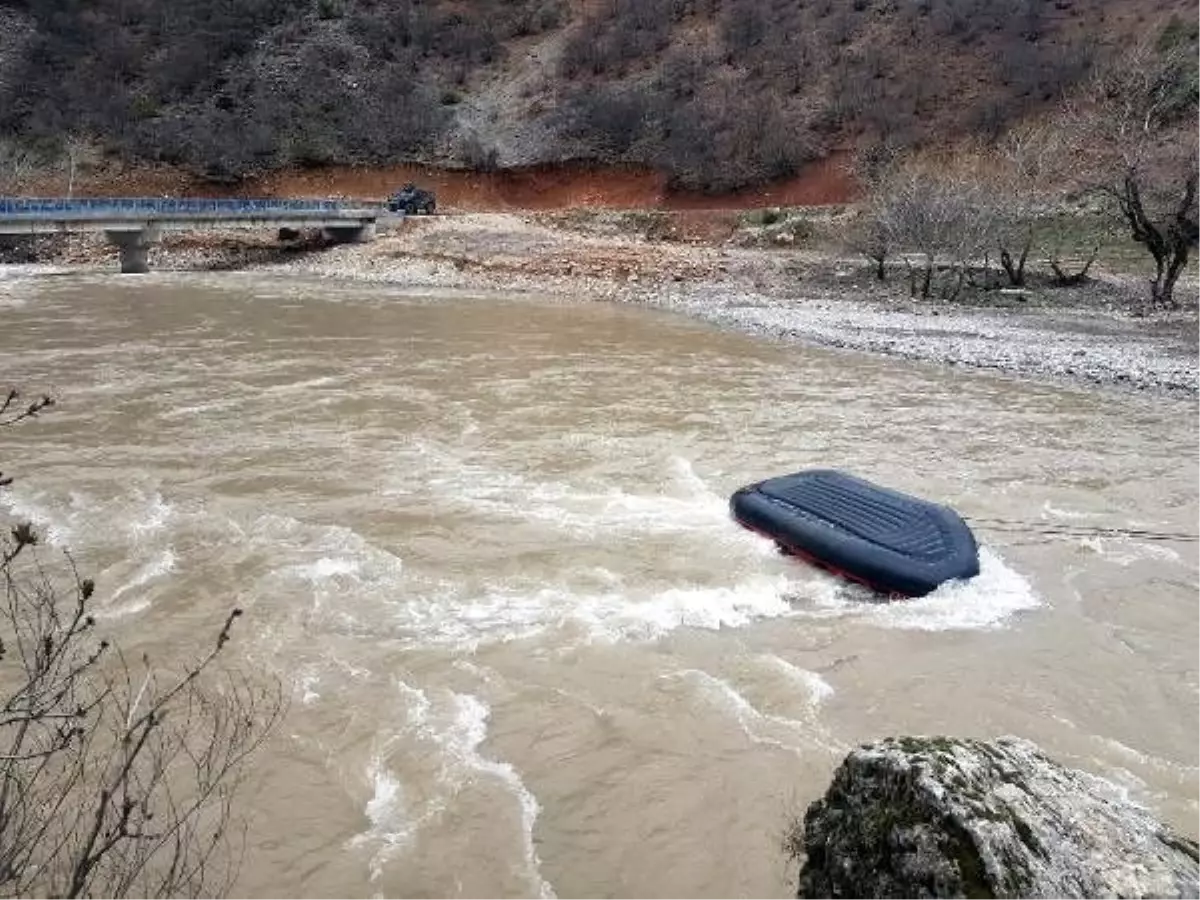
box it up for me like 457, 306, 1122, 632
0, 197, 374, 217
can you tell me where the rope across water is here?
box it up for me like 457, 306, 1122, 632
968, 517, 1199, 543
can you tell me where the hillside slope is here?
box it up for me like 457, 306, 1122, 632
0, 0, 1192, 192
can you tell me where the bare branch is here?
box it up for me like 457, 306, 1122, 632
1, 390, 283, 898
1060, 35, 1198, 308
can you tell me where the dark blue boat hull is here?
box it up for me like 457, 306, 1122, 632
730, 470, 980, 597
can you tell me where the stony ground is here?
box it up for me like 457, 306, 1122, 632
6, 210, 1197, 397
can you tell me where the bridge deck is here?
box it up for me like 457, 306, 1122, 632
0, 197, 381, 234
0, 197, 385, 270
0, 197, 377, 216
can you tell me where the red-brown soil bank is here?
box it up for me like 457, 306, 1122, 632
27, 156, 856, 210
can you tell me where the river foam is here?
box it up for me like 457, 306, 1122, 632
798, 546, 1041, 630
349, 684, 553, 896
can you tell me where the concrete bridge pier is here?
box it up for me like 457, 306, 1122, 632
105, 227, 161, 274
324, 222, 376, 244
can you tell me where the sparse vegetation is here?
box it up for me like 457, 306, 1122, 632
733, 208, 818, 247
551, 0, 1127, 191
0, 0, 1189, 190
844, 22, 1197, 311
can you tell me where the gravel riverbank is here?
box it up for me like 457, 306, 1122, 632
659, 285, 1198, 396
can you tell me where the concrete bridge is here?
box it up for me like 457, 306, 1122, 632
0, 197, 383, 272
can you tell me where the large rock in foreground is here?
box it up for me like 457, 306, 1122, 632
795, 736, 1199, 899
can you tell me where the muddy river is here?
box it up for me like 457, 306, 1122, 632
1, 270, 1196, 897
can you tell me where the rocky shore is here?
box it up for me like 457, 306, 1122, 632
793, 736, 1200, 899
3, 213, 1196, 397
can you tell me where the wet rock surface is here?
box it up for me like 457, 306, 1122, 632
795, 736, 1200, 899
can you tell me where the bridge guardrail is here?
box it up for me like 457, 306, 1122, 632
0, 198, 380, 217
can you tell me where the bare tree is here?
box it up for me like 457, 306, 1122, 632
989, 125, 1065, 288
1065, 36, 1199, 309
844, 141, 901, 281
0, 389, 284, 898
1114, 168, 1196, 308
870, 159, 996, 301
0, 141, 36, 195
62, 134, 99, 199
849, 215, 891, 281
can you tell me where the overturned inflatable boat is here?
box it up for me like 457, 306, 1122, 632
730, 469, 980, 597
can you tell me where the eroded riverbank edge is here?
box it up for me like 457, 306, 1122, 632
5, 213, 1197, 398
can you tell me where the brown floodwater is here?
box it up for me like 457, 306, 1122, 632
1, 269, 1196, 898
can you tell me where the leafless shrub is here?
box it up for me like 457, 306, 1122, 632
721, 1, 770, 54
0, 140, 37, 195
1046, 245, 1099, 286
457, 132, 501, 172
0, 390, 284, 898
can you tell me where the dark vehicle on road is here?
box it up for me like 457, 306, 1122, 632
387, 183, 436, 215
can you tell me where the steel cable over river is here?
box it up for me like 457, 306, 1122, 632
0, 269, 1196, 898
